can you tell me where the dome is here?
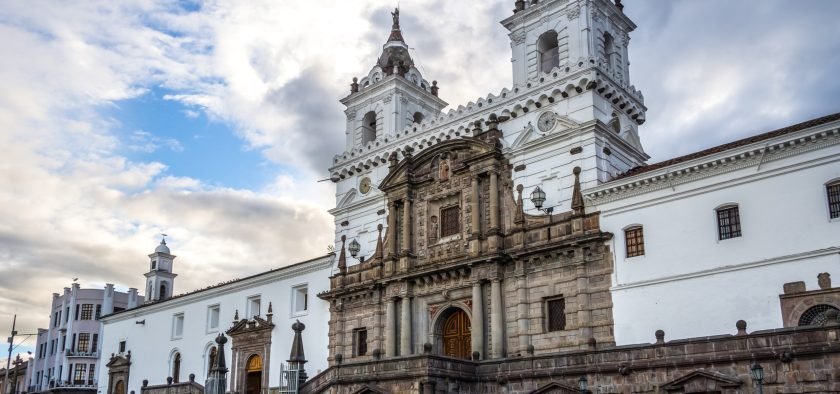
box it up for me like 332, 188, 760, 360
155, 239, 170, 254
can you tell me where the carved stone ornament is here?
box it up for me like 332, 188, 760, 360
346, 111, 356, 121
567, 6, 581, 20
510, 30, 527, 45
383, 95, 393, 104
399, 96, 409, 105
591, 9, 602, 22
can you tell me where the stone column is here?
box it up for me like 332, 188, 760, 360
385, 297, 396, 357
401, 198, 411, 253
576, 264, 592, 349
400, 296, 412, 356
516, 274, 529, 352
490, 278, 504, 358
489, 172, 499, 230
471, 281, 485, 359
470, 177, 480, 235
374, 294, 383, 355
387, 201, 397, 257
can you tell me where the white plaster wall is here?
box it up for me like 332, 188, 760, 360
97, 257, 332, 394
592, 138, 840, 345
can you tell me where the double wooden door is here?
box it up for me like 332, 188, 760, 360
442, 310, 471, 359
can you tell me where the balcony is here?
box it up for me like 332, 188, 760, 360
53, 381, 98, 389
64, 350, 98, 358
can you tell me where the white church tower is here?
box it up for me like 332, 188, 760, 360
329, 0, 650, 261
143, 237, 177, 302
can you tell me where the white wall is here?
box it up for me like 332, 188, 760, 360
97, 256, 333, 394
589, 128, 840, 345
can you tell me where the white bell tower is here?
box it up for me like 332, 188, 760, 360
144, 237, 177, 302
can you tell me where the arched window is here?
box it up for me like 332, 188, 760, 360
413, 112, 424, 124
207, 346, 217, 374
537, 31, 560, 74
827, 180, 840, 219
603, 32, 614, 69
172, 352, 181, 383
361, 111, 377, 144
798, 304, 840, 326
159, 282, 168, 300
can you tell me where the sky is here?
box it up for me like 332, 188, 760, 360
1, 0, 839, 358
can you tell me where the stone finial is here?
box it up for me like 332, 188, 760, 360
431, 80, 439, 96
167, 377, 173, 385
655, 329, 665, 344
615, 0, 624, 12
206, 334, 229, 394
388, 151, 399, 169
423, 343, 433, 354
288, 320, 309, 385
571, 166, 584, 215
233, 309, 239, 321
350, 77, 359, 94
472, 120, 482, 134
375, 224, 384, 260
486, 113, 499, 130
818, 272, 832, 290
736, 320, 747, 335
142, 380, 148, 388
338, 235, 347, 273
783, 281, 806, 294
266, 302, 273, 322
515, 184, 525, 224
513, 0, 525, 13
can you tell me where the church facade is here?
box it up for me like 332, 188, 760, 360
307, 0, 840, 392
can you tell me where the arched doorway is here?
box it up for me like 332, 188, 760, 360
441, 309, 471, 359
245, 354, 263, 394
113, 380, 125, 394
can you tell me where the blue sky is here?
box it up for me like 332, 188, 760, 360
1, 0, 839, 358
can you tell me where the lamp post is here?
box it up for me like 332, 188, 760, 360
348, 238, 361, 262
577, 376, 588, 394
750, 363, 764, 394
529, 186, 553, 215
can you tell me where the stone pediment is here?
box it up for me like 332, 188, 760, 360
661, 370, 742, 392
530, 382, 580, 394
510, 115, 581, 150
378, 138, 498, 191
227, 315, 275, 336
106, 353, 131, 368
352, 384, 388, 394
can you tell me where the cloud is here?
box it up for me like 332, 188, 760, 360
128, 130, 184, 153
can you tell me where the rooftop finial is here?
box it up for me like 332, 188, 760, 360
391, 7, 400, 30
160, 233, 168, 245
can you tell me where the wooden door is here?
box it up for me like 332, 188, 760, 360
442, 310, 471, 359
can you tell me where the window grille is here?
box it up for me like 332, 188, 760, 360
798, 304, 840, 326
716, 205, 742, 240
828, 182, 840, 219
624, 226, 645, 257
95, 304, 101, 320
546, 297, 566, 332
88, 364, 95, 385
80, 304, 93, 320
440, 206, 460, 237
77, 333, 90, 353
73, 364, 87, 385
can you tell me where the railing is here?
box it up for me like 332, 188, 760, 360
277, 363, 301, 394
65, 350, 99, 358
54, 380, 97, 389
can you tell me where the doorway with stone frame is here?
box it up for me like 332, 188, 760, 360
434, 307, 472, 359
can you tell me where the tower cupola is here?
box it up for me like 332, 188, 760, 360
144, 236, 178, 302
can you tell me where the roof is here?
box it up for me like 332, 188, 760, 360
613, 112, 840, 181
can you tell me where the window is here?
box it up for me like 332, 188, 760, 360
828, 182, 840, 219
603, 32, 615, 69
413, 112, 424, 124
172, 352, 181, 383
118, 340, 126, 353
716, 205, 742, 240
91, 334, 98, 353
172, 313, 184, 339
61, 335, 66, 351
65, 307, 69, 323
247, 296, 261, 318
440, 205, 460, 237
80, 304, 93, 320
207, 305, 220, 332
798, 304, 840, 326
75, 304, 80, 320
73, 363, 87, 385
545, 297, 566, 332
353, 328, 368, 357
77, 333, 90, 353
537, 31, 560, 74
54, 312, 59, 328
71, 334, 76, 351
151, 260, 157, 270
95, 304, 102, 320
88, 364, 95, 385
361, 111, 377, 144
624, 226, 645, 257
159, 282, 168, 300
293, 286, 309, 314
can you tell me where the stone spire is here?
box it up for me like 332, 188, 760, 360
338, 235, 347, 273
374, 224, 384, 260
378, 8, 414, 76
205, 334, 228, 394
288, 320, 308, 386
387, 8, 404, 43
571, 166, 584, 215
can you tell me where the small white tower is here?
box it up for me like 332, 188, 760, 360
143, 237, 177, 302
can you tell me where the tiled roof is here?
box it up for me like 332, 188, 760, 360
613, 112, 840, 181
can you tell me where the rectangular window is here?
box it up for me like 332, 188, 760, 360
74, 305, 80, 321
80, 304, 93, 320
293, 285, 309, 314
353, 328, 368, 357
65, 307, 69, 323
828, 183, 840, 219
95, 304, 102, 320
54, 312, 59, 328
207, 305, 220, 332
172, 313, 185, 339
440, 205, 460, 237
717, 205, 742, 240
71, 334, 76, 351
73, 363, 86, 385
113, 307, 125, 313
119, 340, 126, 353
624, 226, 645, 257
61, 335, 66, 351
88, 364, 95, 384
77, 333, 90, 353
91, 334, 98, 353
247, 296, 261, 318
546, 297, 566, 332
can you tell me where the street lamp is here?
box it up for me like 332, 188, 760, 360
577, 376, 588, 394
750, 363, 764, 394
348, 238, 361, 259
530, 186, 553, 215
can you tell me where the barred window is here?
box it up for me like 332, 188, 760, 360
73, 363, 87, 384
77, 333, 90, 353
546, 297, 566, 332
440, 206, 460, 237
353, 328, 368, 357
798, 304, 840, 326
716, 205, 741, 240
828, 182, 840, 219
624, 226, 645, 257
80, 304, 93, 320
95, 304, 102, 320
88, 364, 95, 384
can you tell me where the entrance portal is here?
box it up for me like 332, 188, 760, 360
245, 354, 262, 394
442, 309, 471, 359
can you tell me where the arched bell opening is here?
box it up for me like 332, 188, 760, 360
431, 306, 472, 359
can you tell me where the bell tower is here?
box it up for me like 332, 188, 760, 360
144, 237, 177, 302
330, 8, 447, 263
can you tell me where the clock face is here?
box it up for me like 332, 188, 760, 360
359, 177, 372, 194
537, 112, 556, 132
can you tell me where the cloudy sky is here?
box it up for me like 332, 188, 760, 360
1, 0, 839, 356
